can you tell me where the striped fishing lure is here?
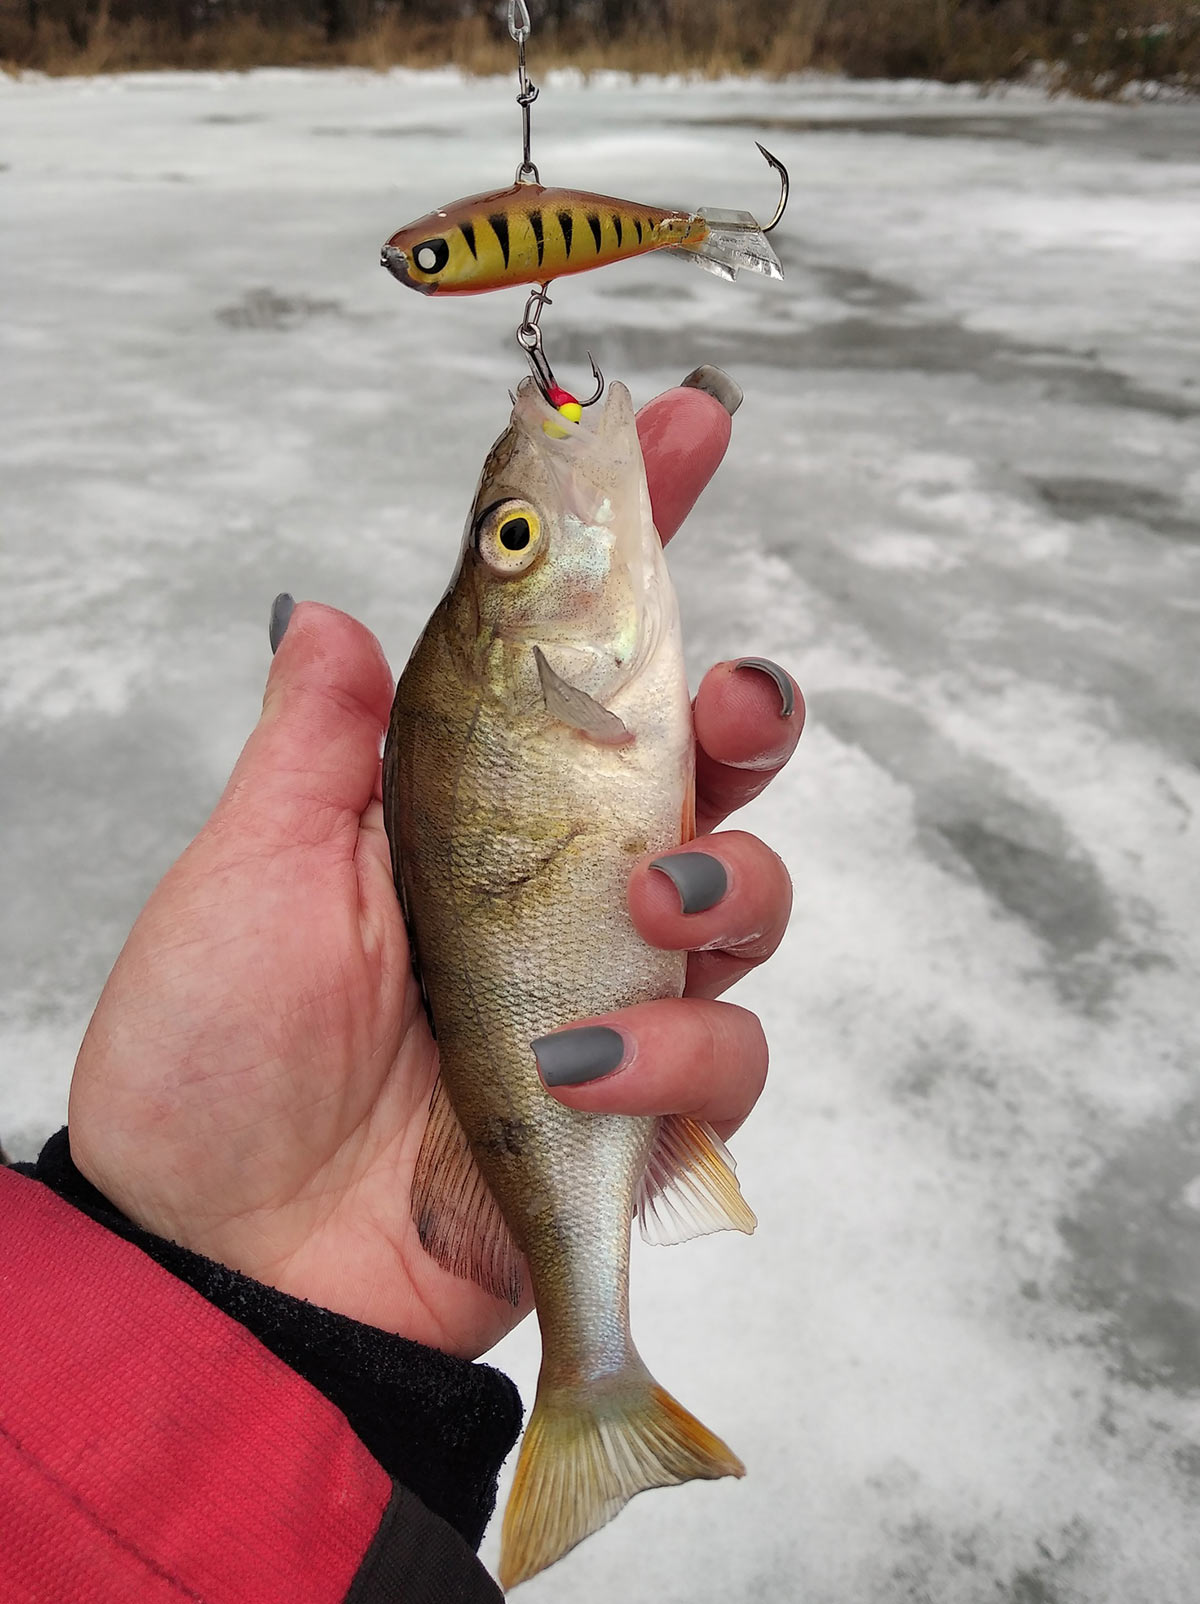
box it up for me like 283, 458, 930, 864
381, 154, 786, 297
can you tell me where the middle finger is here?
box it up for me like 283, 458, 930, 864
628, 829, 793, 1000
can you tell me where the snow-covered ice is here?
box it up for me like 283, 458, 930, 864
2, 66, 1199, 1603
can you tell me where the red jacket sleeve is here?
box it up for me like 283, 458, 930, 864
1, 1164, 395, 1604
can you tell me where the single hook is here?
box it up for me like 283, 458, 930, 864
516, 286, 604, 410
755, 142, 789, 234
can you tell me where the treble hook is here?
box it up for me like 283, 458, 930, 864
756, 142, 789, 233
516, 286, 604, 410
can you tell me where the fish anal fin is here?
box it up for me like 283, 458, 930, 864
411, 1078, 524, 1306
534, 645, 633, 747
499, 1367, 743, 1589
636, 1113, 757, 1245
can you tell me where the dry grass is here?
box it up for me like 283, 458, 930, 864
2, 2, 1197, 95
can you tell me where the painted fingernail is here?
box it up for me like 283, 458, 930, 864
532, 1025, 626, 1088
650, 850, 728, 914
681, 364, 743, 416
269, 592, 294, 655
734, 656, 795, 717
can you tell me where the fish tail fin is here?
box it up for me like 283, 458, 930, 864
670, 207, 784, 282
498, 1365, 743, 1590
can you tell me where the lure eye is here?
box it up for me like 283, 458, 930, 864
412, 237, 449, 276
475, 500, 544, 577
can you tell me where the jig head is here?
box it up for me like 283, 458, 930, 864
516, 285, 605, 415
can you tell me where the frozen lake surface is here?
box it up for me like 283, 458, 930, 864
3, 65, 1199, 1602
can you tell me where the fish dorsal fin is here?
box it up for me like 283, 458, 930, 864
635, 1114, 757, 1245
533, 645, 632, 747
681, 772, 696, 844
382, 725, 436, 1037
411, 1078, 525, 1306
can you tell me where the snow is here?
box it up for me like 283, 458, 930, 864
3, 66, 1199, 1603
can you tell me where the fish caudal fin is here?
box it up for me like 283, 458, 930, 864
671, 207, 784, 283
499, 1369, 744, 1590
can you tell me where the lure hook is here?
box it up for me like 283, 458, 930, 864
516, 286, 604, 410
508, 0, 540, 185
755, 142, 789, 234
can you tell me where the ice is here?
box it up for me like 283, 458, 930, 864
2, 66, 1199, 1603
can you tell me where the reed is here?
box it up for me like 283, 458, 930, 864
2, 1, 1197, 95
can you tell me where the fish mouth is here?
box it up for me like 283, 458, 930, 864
380, 244, 436, 295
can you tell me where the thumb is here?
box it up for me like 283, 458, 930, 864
215, 599, 394, 847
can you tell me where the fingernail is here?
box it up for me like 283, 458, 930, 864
650, 851, 728, 914
532, 1025, 626, 1088
734, 656, 795, 717
681, 364, 743, 416
269, 593, 294, 655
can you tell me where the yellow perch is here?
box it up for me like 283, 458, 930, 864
383, 379, 755, 1588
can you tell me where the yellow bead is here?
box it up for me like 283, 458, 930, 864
558, 401, 583, 423
542, 420, 570, 439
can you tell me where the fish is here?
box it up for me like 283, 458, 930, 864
380, 147, 786, 295
383, 377, 756, 1589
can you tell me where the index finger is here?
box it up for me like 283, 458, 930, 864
694, 659, 804, 833
637, 384, 733, 543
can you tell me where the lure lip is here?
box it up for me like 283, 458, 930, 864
380, 244, 437, 295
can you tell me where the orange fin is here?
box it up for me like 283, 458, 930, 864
680, 775, 696, 844
499, 1366, 743, 1589
411, 1078, 524, 1306
635, 1113, 757, 1246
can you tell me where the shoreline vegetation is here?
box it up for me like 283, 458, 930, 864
1, 1, 1197, 96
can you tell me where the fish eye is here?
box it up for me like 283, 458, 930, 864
475, 500, 544, 576
412, 237, 449, 275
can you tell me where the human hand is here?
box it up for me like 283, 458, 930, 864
68, 381, 803, 1361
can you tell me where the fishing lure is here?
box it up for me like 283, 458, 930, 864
380, 152, 787, 297
380, 0, 787, 410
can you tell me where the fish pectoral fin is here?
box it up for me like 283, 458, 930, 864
534, 646, 632, 747
411, 1077, 525, 1307
636, 1113, 757, 1245
500, 1368, 743, 1590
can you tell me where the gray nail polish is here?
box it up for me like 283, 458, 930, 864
650, 851, 728, 915
734, 656, 795, 717
681, 364, 743, 416
269, 592, 294, 655
532, 1025, 626, 1087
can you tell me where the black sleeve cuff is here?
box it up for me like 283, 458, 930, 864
28, 1128, 523, 1552
348, 1484, 504, 1603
